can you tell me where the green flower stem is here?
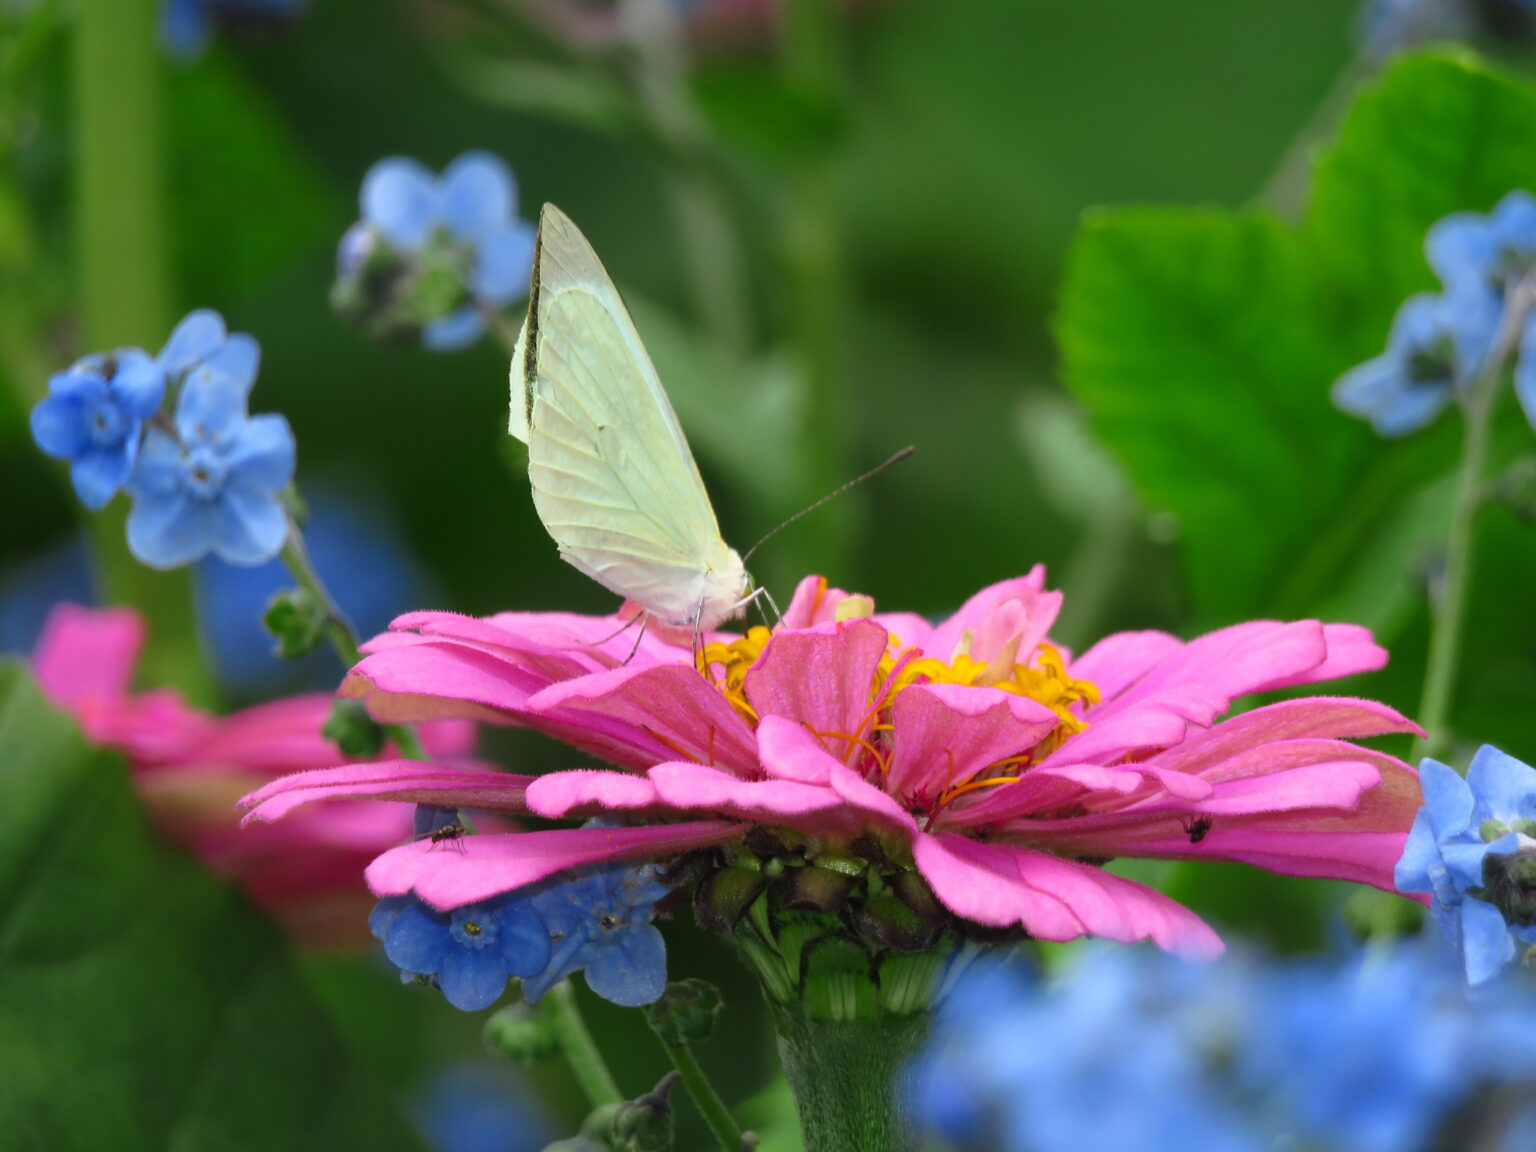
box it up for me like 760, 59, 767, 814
779, 0, 856, 580
545, 979, 626, 1109
1413, 278, 1536, 763
770, 1004, 926, 1152
76, 0, 207, 700
278, 515, 427, 761
645, 1024, 744, 1152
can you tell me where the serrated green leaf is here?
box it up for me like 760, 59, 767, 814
0, 662, 428, 1152
1058, 49, 1536, 626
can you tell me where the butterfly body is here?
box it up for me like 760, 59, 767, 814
510, 205, 749, 631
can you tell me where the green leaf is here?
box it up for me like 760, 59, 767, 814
1059, 49, 1536, 626
0, 662, 428, 1152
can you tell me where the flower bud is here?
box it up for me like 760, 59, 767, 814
645, 978, 723, 1045
483, 1001, 560, 1064
263, 586, 326, 659
322, 697, 386, 758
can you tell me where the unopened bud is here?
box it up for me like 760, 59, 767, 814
323, 698, 386, 758
484, 1001, 560, 1064
263, 586, 326, 659
645, 979, 723, 1045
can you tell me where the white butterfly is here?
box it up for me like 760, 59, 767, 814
508, 204, 752, 632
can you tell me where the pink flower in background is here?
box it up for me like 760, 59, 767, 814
243, 569, 1425, 956
33, 603, 480, 946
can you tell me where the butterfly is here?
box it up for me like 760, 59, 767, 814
508, 205, 752, 633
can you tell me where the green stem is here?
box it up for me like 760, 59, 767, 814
647, 1027, 743, 1151
779, 0, 855, 580
1412, 280, 1534, 763
279, 513, 427, 760
545, 979, 625, 1109
770, 1004, 926, 1152
75, 0, 208, 699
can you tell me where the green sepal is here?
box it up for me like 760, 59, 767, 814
801, 937, 878, 1023
263, 585, 326, 659
694, 866, 769, 932
784, 863, 854, 912
855, 893, 939, 952
484, 1001, 561, 1064
322, 697, 386, 758
645, 979, 724, 1045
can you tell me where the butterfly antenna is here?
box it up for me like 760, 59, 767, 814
741, 446, 915, 565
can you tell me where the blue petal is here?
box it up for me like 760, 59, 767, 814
1491, 190, 1536, 253
1332, 353, 1449, 437
1517, 323, 1536, 434
384, 902, 452, 974
470, 223, 536, 306
126, 489, 208, 569
72, 444, 135, 510
1419, 759, 1475, 840
1441, 841, 1493, 892
361, 158, 439, 251
1444, 285, 1501, 379
160, 0, 211, 57
438, 947, 509, 1011
520, 931, 587, 1005
582, 923, 667, 1006
439, 152, 514, 242
369, 896, 411, 941
421, 307, 485, 352
176, 375, 250, 444
111, 350, 168, 419
1461, 898, 1517, 985
1394, 808, 1440, 896
158, 310, 227, 379
1467, 744, 1536, 823
1427, 212, 1497, 293
495, 901, 553, 978
336, 222, 376, 277
208, 488, 290, 566
30, 393, 90, 461
186, 333, 261, 399
128, 428, 186, 498
225, 414, 297, 495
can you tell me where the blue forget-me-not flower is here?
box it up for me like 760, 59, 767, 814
1397, 745, 1536, 985
124, 334, 296, 569
30, 309, 230, 510
911, 942, 1536, 1152
1334, 189, 1536, 435
333, 152, 536, 351
521, 860, 672, 1008
371, 893, 553, 1013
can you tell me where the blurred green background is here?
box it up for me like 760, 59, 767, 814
6, 1, 1536, 1148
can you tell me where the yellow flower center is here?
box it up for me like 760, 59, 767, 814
697, 607, 1100, 812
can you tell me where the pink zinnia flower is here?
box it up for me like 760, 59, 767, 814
33, 603, 479, 945
242, 568, 1424, 957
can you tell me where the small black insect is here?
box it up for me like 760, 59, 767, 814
428, 822, 467, 852
1182, 816, 1213, 844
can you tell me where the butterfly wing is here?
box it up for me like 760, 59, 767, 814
511, 204, 746, 627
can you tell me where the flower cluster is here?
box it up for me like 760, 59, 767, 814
332, 152, 536, 351
30, 603, 480, 945
243, 569, 1423, 992
369, 850, 671, 1012
911, 941, 1536, 1152
1397, 744, 1536, 984
30, 310, 296, 569
1333, 189, 1536, 435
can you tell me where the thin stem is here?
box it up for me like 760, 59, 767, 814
1412, 279, 1535, 763
646, 1026, 743, 1151
545, 980, 625, 1109
779, 0, 855, 580
279, 511, 427, 760
75, 0, 208, 700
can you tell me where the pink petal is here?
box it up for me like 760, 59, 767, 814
529, 663, 759, 773
32, 603, 142, 710
1068, 630, 1184, 701
922, 568, 1048, 663
343, 641, 545, 724
649, 761, 850, 824
756, 714, 838, 784
912, 831, 1085, 940
525, 769, 662, 817
1009, 847, 1224, 957
884, 683, 1058, 806
940, 761, 1146, 829
365, 821, 746, 908
240, 762, 533, 822
743, 618, 889, 762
